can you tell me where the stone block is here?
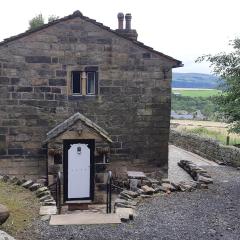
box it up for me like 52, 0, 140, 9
16, 87, 33, 92
25, 56, 51, 63
48, 79, 66, 86
29, 183, 42, 191
0, 204, 10, 225
36, 190, 51, 198
42, 201, 56, 206
21, 180, 34, 188
115, 207, 134, 222
0, 77, 9, 85
39, 195, 54, 202
39, 206, 57, 215
141, 185, 155, 195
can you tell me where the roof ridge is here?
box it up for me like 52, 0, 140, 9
0, 10, 182, 66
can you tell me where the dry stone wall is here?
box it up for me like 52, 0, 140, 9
0, 16, 175, 178
170, 130, 240, 167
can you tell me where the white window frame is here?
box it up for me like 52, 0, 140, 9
86, 72, 96, 95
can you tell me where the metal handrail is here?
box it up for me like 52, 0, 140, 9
106, 171, 112, 214
48, 171, 62, 214
56, 171, 61, 214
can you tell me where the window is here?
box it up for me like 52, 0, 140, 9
71, 69, 98, 95
87, 72, 95, 95
72, 71, 81, 94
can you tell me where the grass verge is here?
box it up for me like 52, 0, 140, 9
0, 181, 40, 238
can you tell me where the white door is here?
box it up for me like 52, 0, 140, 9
68, 143, 90, 199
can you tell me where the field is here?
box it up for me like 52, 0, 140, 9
171, 119, 240, 146
172, 88, 221, 98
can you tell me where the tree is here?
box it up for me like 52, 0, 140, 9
48, 15, 59, 23
197, 38, 240, 133
28, 14, 45, 30
28, 14, 59, 30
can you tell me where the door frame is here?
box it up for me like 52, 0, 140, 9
63, 139, 95, 202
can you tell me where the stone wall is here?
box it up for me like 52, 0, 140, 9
0, 15, 177, 178
170, 130, 240, 167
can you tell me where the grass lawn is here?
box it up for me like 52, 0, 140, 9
0, 181, 40, 239
172, 88, 222, 98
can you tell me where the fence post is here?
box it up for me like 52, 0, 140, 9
226, 135, 230, 145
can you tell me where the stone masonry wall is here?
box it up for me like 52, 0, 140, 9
0, 16, 176, 178
170, 130, 240, 167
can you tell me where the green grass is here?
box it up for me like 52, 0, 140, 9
172, 89, 221, 98
0, 181, 40, 238
184, 127, 240, 145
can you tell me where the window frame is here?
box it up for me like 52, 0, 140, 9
69, 66, 98, 97
86, 71, 96, 95
71, 71, 82, 96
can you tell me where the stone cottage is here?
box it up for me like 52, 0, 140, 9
0, 11, 182, 203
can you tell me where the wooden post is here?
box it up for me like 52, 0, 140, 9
226, 135, 230, 145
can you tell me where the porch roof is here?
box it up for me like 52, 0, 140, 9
44, 112, 112, 143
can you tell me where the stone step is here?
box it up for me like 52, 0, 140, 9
115, 207, 134, 222
39, 206, 57, 216
49, 213, 121, 225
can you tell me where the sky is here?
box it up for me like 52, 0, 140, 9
0, 0, 239, 74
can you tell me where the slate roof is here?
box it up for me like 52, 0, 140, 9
0, 10, 182, 67
44, 112, 113, 143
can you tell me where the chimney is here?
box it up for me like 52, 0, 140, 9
116, 12, 138, 41
117, 12, 124, 30
125, 13, 132, 30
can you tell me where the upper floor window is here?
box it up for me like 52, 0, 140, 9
71, 68, 98, 96
86, 72, 96, 95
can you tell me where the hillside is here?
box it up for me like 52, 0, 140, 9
172, 72, 219, 89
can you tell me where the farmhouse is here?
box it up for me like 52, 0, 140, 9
0, 11, 182, 203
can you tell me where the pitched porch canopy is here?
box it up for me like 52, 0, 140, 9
44, 112, 112, 144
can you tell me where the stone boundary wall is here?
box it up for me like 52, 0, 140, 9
169, 130, 240, 167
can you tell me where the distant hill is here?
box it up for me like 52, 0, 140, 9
172, 73, 220, 89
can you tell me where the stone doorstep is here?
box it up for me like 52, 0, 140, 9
39, 206, 57, 216
49, 213, 121, 225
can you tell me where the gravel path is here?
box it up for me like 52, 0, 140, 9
168, 145, 218, 183
31, 154, 240, 240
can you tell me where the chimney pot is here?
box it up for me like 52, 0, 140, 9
115, 12, 138, 41
117, 12, 124, 30
125, 13, 132, 30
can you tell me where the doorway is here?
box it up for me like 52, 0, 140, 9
63, 139, 95, 202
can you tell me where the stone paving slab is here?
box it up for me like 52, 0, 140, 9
127, 171, 146, 179
49, 213, 121, 225
39, 206, 57, 216
115, 207, 134, 221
